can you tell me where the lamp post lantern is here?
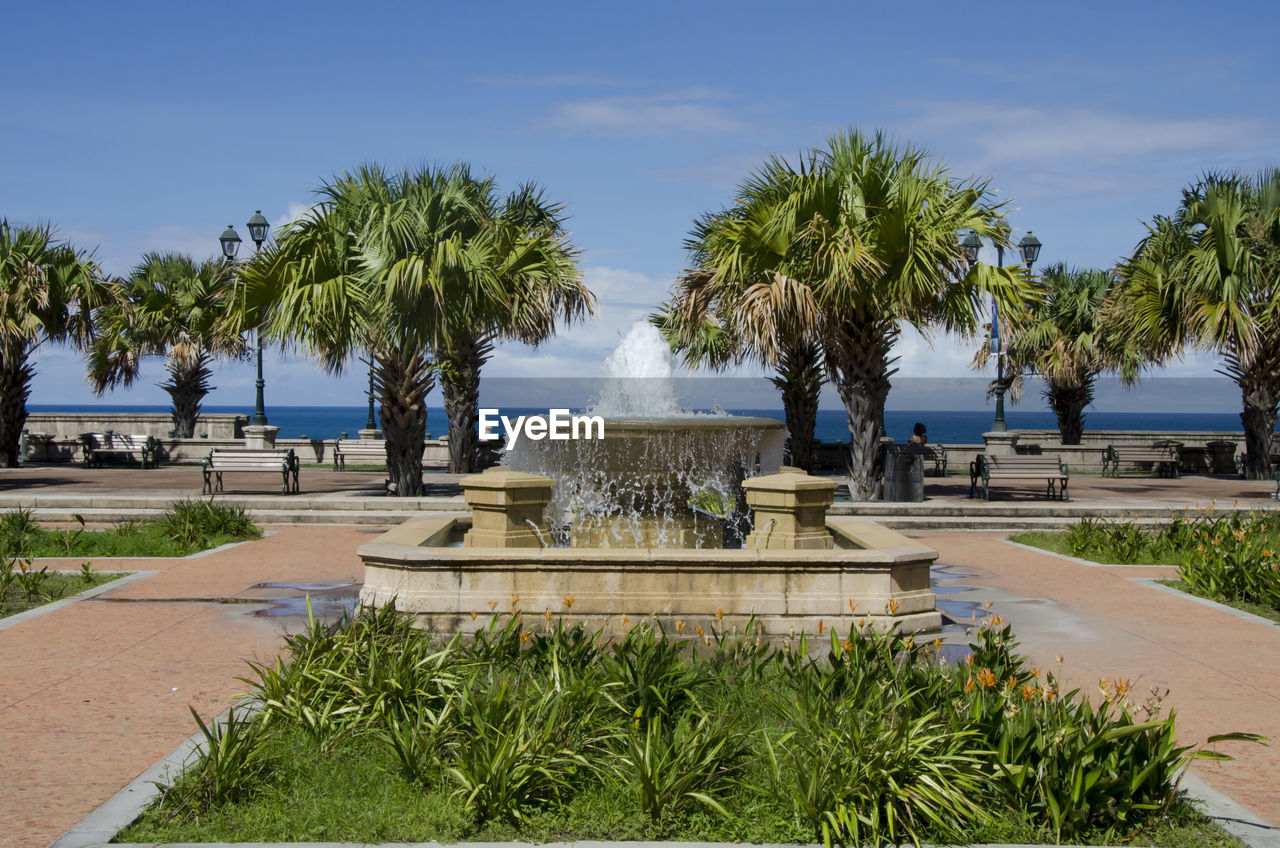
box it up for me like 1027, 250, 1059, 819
959, 227, 1044, 433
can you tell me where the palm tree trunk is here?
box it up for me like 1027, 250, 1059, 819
440, 335, 488, 474
373, 347, 434, 497
1239, 373, 1280, 481
828, 319, 896, 500
159, 351, 213, 439
769, 340, 823, 472
0, 342, 34, 468
1045, 374, 1095, 446
1221, 348, 1280, 480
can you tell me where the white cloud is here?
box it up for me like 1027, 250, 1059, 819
905, 100, 1263, 164
541, 87, 746, 136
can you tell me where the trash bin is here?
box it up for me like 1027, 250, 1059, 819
882, 447, 925, 502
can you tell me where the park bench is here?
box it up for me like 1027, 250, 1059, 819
80, 432, 160, 468
1102, 443, 1180, 478
332, 438, 387, 470
201, 449, 300, 494
905, 443, 949, 477
970, 454, 1070, 501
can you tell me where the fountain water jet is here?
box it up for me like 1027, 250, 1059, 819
506, 322, 784, 548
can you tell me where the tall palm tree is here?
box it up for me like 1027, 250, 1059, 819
676, 131, 1032, 498
241, 163, 586, 494
86, 253, 244, 437
656, 273, 825, 472
0, 220, 109, 466
1113, 169, 1280, 478
978, 264, 1138, 445
435, 184, 591, 474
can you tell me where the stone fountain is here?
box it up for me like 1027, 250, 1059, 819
358, 322, 941, 637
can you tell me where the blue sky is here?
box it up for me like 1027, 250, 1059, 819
4, 0, 1278, 411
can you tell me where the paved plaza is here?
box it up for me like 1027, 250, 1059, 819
0, 465, 1278, 847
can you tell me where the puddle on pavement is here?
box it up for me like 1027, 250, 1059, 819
930, 564, 996, 665
245, 581, 360, 620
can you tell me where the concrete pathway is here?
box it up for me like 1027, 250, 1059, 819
914, 530, 1280, 829
0, 526, 375, 848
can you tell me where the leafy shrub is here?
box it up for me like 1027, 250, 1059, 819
140, 607, 1260, 844
158, 499, 261, 549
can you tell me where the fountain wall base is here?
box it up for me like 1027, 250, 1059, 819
358, 514, 941, 637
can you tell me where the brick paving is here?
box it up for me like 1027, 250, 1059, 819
0, 526, 375, 848
916, 530, 1280, 829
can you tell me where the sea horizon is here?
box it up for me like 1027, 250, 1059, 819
27, 403, 1256, 446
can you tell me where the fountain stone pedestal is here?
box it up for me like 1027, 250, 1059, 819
743, 471, 837, 550
462, 467, 553, 548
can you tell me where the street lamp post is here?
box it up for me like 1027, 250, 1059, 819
220, 215, 271, 430
365, 359, 377, 431
960, 229, 1043, 433
245, 211, 270, 427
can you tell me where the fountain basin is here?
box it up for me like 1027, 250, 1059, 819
358, 514, 941, 636
506, 416, 786, 548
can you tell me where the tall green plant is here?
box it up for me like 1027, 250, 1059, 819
0, 220, 112, 466
86, 253, 244, 437
671, 131, 1033, 498
1113, 168, 1280, 478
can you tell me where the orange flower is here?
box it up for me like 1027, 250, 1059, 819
544, 609, 553, 622
622, 615, 630, 624
563, 595, 575, 608
676, 620, 685, 633
512, 593, 520, 606
818, 619, 825, 635
840, 639, 853, 652
520, 630, 530, 644
469, 610, 478, 620
849, 598, 858, 613
1021, 684, 1037, 701
965, 676, 976, 693
976, 668, 997, 688
887, 598, 900, 615
489, 600, 499, 611
695, 624, 704, 637
716, 607, 724, 620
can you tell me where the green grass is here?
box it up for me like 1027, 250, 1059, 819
0, 500, 262, 559
116, 724, 1240, 846
115, 607, 1261, 846
0, 567, 120, 619
1157, 579, 1280, 625
1012, 529, 1185, 566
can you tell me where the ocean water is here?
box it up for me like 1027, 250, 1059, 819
29, 404, 1251, 445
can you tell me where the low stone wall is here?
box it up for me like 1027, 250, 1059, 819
358, 514, 941, 636
23, 435, 455, 468
24, 412, 247, 440
812, 429, 1246, 476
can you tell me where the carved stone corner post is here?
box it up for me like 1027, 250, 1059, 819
461, 467, 554, 548
742, 472, 836, 550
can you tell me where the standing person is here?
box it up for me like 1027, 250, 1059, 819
908, 422, 928, 446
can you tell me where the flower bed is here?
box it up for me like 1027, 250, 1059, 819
118, 607, 1256, 846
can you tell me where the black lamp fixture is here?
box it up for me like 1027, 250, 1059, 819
958, 225, 1045, 433
246, 210, 270, 248
220, 214, 271, 428
1018, 231, 1042, 267
219, 225, 241, 261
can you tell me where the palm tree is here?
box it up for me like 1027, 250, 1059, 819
1113, 169, 1280, 478
241, 163, 586, 495
655, 274, 825, 472
0, 220, 109, 466
977, 264, 1138, 445
674, 131, 1032, 498
435, 184, 591, 474
86, 253, 244, 437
